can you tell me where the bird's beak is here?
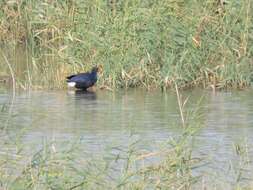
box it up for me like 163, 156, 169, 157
98, 65, 103, 73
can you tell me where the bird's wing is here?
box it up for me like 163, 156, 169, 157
68, 73, 91, 83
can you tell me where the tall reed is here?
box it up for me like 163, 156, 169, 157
0, 0, 252, 89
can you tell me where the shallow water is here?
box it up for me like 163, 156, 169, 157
0, 88, 253, 188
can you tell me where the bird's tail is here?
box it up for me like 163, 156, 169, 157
67, 82, 76, 87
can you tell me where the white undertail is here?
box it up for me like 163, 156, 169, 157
67, 82, 76, 87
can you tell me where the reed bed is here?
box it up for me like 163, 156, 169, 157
0, 0, 252, 89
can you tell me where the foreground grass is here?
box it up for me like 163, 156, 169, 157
0, 126, 200, 190
0, 123, 252, 189
0, 0, 253, 90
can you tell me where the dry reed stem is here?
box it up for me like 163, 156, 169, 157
175, 82, 186, 127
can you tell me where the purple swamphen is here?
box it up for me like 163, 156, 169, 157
66, 65, 102, 90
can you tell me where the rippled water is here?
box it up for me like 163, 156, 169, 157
0, 88, 253, 188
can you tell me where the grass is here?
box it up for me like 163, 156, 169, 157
0, 130, 251, 190
0, 0, 252, 90
0, 122, 201, 190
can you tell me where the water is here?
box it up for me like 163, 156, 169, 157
0, 88, 253, 188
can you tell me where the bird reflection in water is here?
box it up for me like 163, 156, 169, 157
67, 89, 98, 125
75, 90, 97, 100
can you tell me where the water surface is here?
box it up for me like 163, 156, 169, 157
0, 88, 253, 188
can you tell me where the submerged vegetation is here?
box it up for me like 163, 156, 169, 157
0, 0, 252, 89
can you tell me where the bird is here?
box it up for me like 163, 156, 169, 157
66, 65, 102, 90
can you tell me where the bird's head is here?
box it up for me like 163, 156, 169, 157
91, 65, 103, 74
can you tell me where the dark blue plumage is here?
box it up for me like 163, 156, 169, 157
66, 67, 100, 90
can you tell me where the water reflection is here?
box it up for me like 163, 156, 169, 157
68, 90, 97, 100
76, 90, 97, 98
